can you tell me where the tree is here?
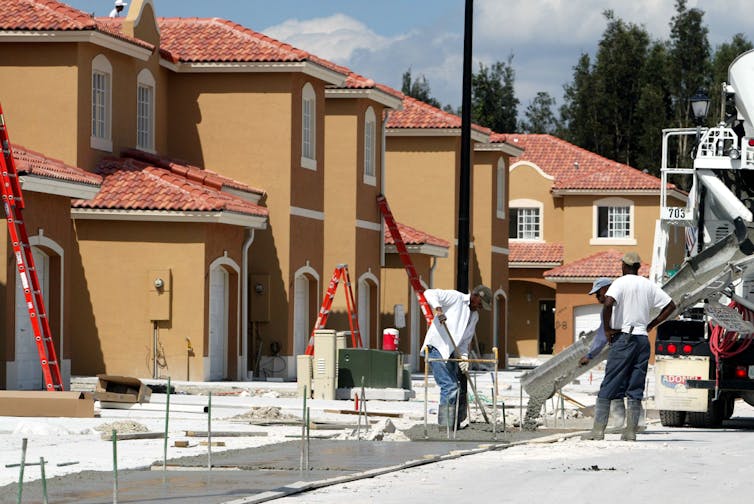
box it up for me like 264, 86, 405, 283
401, 68, 442, 108
520, 91, 558, 134
560, 53, 598, 149
634, 42, 673, 175
710, 33, 753, 122
471, 56, 518, 132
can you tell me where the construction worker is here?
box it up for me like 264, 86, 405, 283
109, 0, 127, 18
579, 277, 626, 437
584, 252, 675, 442
422, 285, 492, 428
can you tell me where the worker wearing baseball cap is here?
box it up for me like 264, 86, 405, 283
583, 252, 675, 442
421, 284, 492, 429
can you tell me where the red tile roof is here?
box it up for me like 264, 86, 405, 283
507, 134, 671, 191
386, 95, 491, 135
1, 1, 154, 50
510, 242, 564, 264
12, 143, 102, 186
122, 149, 265, 196
543, 249, 650, 278
72, 156, 268, 217
385, 222, 450, 248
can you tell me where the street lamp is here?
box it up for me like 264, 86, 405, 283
689, 89, 710, 124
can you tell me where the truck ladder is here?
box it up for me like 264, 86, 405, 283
376, 194, 434, 325
0, 104, 63, 391
304, 264, 363, 355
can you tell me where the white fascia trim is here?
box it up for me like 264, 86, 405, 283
475, 143, 525, 157
510, 262, 561, 269
509, 161, 555, 181
552, 188, 659, 196
71, 208, 267, 228
0, 31, 152, 61
162, 60, 345, 85
386, 128, 489, 143
667, 189, 688, 202
356, 219, 381, 232
543, 276, 599, 283
384, 244, 448, 258
20, 176, 100, 200
325, 88, 403, 109
290, 206, 325, 221
491, 246, 509, 255
223, 187, 263, 205
589, 237, 637, 246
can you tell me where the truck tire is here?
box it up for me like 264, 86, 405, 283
659, 410, 686, 427
687, 392, 724, 428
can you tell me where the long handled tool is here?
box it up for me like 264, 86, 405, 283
439, 319, 490, 424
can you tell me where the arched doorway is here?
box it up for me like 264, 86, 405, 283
14, 247, 49, 390
293, 265, 319, 356
358, 272, 378, 349
208, 266, 229, 380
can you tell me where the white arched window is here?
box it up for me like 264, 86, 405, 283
363, 107, 376, 185
301, 83, 317, 170
496, 157, 506, 219
509, 198, 544, 241
136, 68, 155, 152
91, 54, 112, 152
591, 196, 636, 245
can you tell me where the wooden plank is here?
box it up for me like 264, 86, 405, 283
199, 441, 225, 447
324, 409, 402, 418
100, 431, 165, 441
184, 431, 267, 438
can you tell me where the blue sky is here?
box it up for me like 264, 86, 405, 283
66, 1, 753, 116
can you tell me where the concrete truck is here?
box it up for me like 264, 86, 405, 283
652, 48, 754, 428
521, 49, 754, 430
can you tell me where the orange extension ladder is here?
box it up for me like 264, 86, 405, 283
0, 104, 63, 391
304, 264, 363, 355
376, 194, 434, 326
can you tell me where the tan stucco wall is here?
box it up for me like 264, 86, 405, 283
508, 163, 563, 243
70, 220, 244, 379
385, 135, 460, 289
0, 44, 80, 166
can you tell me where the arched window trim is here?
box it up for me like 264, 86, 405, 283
91, 54, 113, 152
136, 68, 156, 153
301, 83, 317, 170
363, 107, 377, 186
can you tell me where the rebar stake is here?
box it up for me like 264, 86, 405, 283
207, 391, 212, 471
40, 457, 48, 504
16, 438, 27, 504
112, 430, 118, 504
493, 347, 498, 441
300, 385, 306, 471
163, 376, 171, 480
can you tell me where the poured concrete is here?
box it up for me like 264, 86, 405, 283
0, 432, 562, 504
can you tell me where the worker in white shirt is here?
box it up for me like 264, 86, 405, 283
109, 0, 127, 18
422, 285, 492, 428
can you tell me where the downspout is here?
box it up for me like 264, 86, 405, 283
429, 256, 438, 288
380, 110, 391, 268
241, 228, 256, 380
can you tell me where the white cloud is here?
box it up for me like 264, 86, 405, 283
263, 13, 404, 63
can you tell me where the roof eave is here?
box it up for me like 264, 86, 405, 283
474, 142, 525, 157
160, 59, 346, 85
551, 188, 661, 196
0, 30, 152, 61
385, 243, 448, 258
325, 88, 403, 110
71, 208, 268, 228
387, 128, 489, 143
20, 175, 100, 200
510, 262, 561, 268
543, 276, 605, 283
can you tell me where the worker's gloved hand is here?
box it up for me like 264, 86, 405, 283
459, 353, 469, 373
579, 356, 590, 366
437, 313, 447, 324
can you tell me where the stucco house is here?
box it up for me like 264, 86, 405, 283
506, 133, 686, 361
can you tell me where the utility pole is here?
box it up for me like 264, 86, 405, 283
456, 0, 473, 293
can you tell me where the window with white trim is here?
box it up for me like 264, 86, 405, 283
301, 83, 317, 170
509, 199, 543, 240
496, 157, 506, 219
91, 54, 112, 152
136, 69, 155, 152
591, 197, 636, 245
364, 107, 376, 185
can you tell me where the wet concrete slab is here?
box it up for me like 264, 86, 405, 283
0, 432, 563, 504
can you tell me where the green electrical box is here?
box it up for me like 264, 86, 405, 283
338, 349, 403, 388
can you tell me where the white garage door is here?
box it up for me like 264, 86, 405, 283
573, 304, 602, 344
